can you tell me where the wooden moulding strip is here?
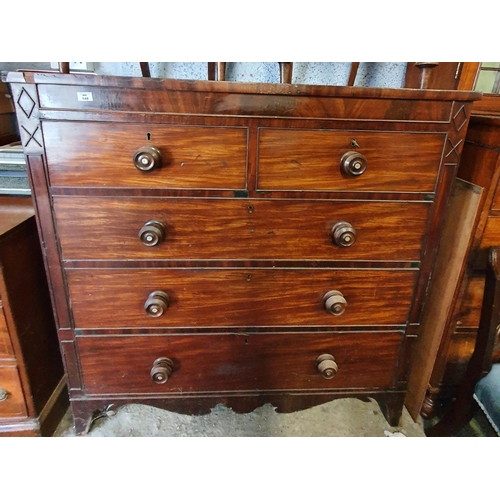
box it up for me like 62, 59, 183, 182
405, 178, 483, 420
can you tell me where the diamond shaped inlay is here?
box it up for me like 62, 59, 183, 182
453, 104, 467, 132
17, 87, 36, 119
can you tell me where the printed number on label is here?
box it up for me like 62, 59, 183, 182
77, 92, 93, 102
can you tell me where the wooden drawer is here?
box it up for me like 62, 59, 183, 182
257, 129, 445, 192
0, 366, 28, 418
54, 197, 430, 262
67, 268, 417, 328
43, 122, 248, 189
77, 331, 402, 394
455, 274, 484, 328
0, 307, 14, 358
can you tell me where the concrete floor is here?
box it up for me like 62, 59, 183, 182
54, 398, 425, 437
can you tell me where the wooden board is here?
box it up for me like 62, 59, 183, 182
405, 178, 483, 420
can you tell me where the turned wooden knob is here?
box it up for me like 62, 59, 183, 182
316, 354, 338, 379
133, 146, 161, 171
331, 221, 356, 247
323, 290, 347, 316
340, 151, 367, 176
150, 357, 174, 384
144, 291, 170, 317
0, 388, 8, 402
139, 220, 167, 246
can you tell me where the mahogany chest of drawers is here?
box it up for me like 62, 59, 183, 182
6, 71, 479, 434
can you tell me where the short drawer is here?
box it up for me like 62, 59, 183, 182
43, 121, 248, 189
0, 366, 28, 418
66, 268, 417, 328
77, 331, 402, 394
53, 197, 430, 262
0, 307, 14, 358
257, 129, 445, 192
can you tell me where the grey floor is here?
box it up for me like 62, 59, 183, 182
54, 398, 425, 437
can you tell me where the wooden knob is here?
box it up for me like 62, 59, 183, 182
139, 220, 167, 246
0, 388, 8, 402
144, 291, 170, 317
133, 146, 161, 172
323, 290, 347, 316
340, 151, 367, 176
331, 221, 356, 247
316, 354, 338, 379
150, 357, 174, 384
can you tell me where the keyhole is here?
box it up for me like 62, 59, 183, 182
244, 338, 249, 345
146, 132, 152, 141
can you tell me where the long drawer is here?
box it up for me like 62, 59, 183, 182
43, 122, 248, 189
257, 129, 445, 193
66, 268, 418, 328
77, 331, 402, 394
53, 197, 430, 262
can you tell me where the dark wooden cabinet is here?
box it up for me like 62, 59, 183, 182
0, 197, 67, 436
6, 71, 480, 434
414, 115, 500, 417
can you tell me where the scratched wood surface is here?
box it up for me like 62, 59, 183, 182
43, 121, 248, 189
77, 331, 402, 394
53, 197, 430, 262
257, 129, 445, 193
66, 268, 417, 328
0, 366, 27, 417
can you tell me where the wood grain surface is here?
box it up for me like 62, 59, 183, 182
43, 121, 248, 189
33, 83, 463, 122
0, 307, 14, 358
455, 274, 485, 328
0, 366, 28, 418
77, 331, 402, 394
257, 129, 445, 192
53, 197, 430, 262
66, 268, 418, 328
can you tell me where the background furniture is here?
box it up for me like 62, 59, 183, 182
0, 196, 67, 436
426, 246, 500, 436
413, 114, 500, 418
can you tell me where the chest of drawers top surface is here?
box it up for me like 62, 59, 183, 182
6, 72, 480, 433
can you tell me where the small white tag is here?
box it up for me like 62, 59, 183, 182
77, 92, 93, 102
